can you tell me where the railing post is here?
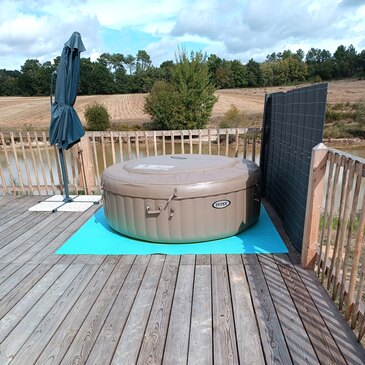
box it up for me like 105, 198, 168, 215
78, 135, 96, 195
301, 143, 329, 269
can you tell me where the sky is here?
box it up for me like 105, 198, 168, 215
0, 0, 365, 70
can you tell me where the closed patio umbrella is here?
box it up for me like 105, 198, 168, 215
49, 31, 86, 202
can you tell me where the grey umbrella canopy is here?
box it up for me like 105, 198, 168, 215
49, 31, 86, 202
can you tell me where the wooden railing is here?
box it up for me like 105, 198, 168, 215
302, 143, 365, 342
0, 128, 261, 196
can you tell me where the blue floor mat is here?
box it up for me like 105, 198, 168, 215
56, 206, 288, 255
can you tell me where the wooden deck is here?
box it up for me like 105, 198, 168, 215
0, 196, 364, 365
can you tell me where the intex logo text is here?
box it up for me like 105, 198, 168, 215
212, 200, 231, 209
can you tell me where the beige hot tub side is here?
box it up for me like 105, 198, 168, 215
101, 154, 261, 243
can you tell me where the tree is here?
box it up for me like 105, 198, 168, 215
110, 53, 125, 72
305, 48, 334, 80
294, 49, 305, 62
0, 70, 21, 95
282, 49, 293, 59
145, 50, 217, 130
246, 59, 261, 87
18, 59, 42, 96
79, 58, 94, 94
286, 57, 307, 83
266, 52, 277, 62
97, 53, 111, 69
136, 50, 151, 73
334, 45, 357, 78
207, 54, 223, 86
115, 67, 128, 93
356, 50, 365, 76
79, 58, 115, 95
4, 43, 365, 97
272, 60, 288, 85
37, 61, 53, 95
173, 50, 218, 129
230, 60, 248, 88
260, 62, 274, 86
124, 54, 136, 75
215, 62, 232, 89
160, 60, 174, 82
133, 67, 161, 93
91, 61, 115, 94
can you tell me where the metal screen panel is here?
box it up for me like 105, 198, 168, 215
261, 83, 328, 251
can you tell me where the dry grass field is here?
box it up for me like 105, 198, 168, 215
1, 79, 365, 131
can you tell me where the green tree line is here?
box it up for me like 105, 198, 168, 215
1, 44, 365, 97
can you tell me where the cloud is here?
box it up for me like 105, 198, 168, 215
77, 0, 189, 30
146, 36, 180, 64
0, 0, 365, 69
0, 0, 101, 68
340, 0, 365, 6
171, 0, 365, 61
0, 0, 189, 69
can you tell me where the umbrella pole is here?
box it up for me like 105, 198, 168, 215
58, 148, 73, 203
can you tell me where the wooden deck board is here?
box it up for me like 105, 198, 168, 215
0, 196, 17, 208
0, 263, 84, 364
111, 255, 165, 364
228, 261, 265, 365
162, 262, 195, 364
30, 206, 99, 264
0, 196, 41, 222
0, 263, 38, 299
85, 256, 148, 365
0, 263, 22, 286
0, 264, 65, 322
137, 256, 180, 365
0, 196, 363, 365
212, 263, 239, 364
245, 261, 293, 364
60, 257, 139, 365
187, 264, 213, 365
0, 212, 62, 263
35, 258, 116, 365
278, 260, 347, 365
292, 259, 365, 365
0, 211, 50, 251
259, 255, 320, 365
12, 263, 101, 365
10, 213, 78, 264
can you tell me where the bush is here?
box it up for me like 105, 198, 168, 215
352, 101, 365, 126
84, 103, 110, 131
325, 103, 355, 123
144, 50, 217, 130
218, 105, 261, 129
144, 81, 185, 130
219, 105, 244, 128
312, 75, 322, 83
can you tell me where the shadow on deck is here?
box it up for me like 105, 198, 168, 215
0, 196, 364, 364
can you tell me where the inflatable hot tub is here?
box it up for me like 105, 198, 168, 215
101, 154, 261, 243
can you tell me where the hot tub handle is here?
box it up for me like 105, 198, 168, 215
169, 206, 175, 219
164, 188, 177, 210
146, 204, 163, 215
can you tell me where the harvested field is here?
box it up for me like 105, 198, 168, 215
1, 79, 365, 131
0, 94, 149, 131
